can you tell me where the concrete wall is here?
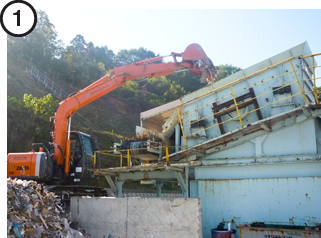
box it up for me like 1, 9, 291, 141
71, 197, 202, 238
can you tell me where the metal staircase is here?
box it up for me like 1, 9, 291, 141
26, 65, 69, 99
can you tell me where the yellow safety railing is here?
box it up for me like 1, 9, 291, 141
176, 55, 321, 149
300, 53, 321, 104
94, 145, 186, 168
93, 54, 320, 168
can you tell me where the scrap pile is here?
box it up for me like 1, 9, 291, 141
7, 178, 91, 238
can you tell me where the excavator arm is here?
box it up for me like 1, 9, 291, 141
52, 43, 218, 175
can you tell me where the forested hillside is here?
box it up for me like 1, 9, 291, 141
7, 10, 242, 153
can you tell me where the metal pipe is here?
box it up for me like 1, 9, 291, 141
67, 117, 71, 139
127, 150, 130, 166
230, 84, 243, 127
173, 69, 188, 74
299, 53, 321, 59
166, 146, 169, 164
175, 124, 181, 152
312, 56, 319, 104
290, 60, 307, 104
94, 152, 96, 170
64, 117, 72, 175
302, 76, 321, 81
176, 107, 188, 149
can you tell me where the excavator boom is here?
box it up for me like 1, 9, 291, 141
8, 44, 217, 180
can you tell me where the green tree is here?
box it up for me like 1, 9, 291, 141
7, 94, 59, 152
166, 71, 203, 94
216, 64, 242, 80
70, 34, 87, 56
7, 10, 59, 70
114, 47, 160, 66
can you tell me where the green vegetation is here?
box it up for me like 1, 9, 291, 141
7, 94, 58, 152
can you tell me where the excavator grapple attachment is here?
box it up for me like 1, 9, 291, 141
181, 43, 218, 83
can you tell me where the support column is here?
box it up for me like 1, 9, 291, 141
185, 166, 189, 198
175, 124, 181, 152
156, 180, 164, 198
115, 181, 125, 198
104, 175, 117, 194
175, 172, 187, 198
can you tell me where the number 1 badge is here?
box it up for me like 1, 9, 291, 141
1, 0, 37, 37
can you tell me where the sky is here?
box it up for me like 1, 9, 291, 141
4, 2, 320, 83
21, 7, 321, 73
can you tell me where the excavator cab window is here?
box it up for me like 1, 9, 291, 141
70, 135, 82, 163
82, 135, 97, 178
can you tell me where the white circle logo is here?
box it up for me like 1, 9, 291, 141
0, 0, 37, 37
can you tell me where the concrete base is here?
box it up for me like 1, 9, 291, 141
71, 197, 202, 238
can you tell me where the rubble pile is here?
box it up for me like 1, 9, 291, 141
7, 178, 91, 238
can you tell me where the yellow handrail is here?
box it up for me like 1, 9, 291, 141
177, 57, 295, 107
177, 106, 188, 149
290, 60, 307, 104
95, 54, 320, 168
299, 53, 321, 59
182, 70, 292, 118
230, 84, 243, 127
183, 80, 297, 129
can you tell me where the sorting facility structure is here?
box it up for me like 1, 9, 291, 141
93, 42, 321, 238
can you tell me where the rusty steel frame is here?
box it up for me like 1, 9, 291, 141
230, 84, 243, 127
182, 70, 294, 129
312, 56, 319, 104
212, 88, 263, 135
176, 106, 188, 149
187, 83, 301, 138
183, 70, 292, 120
290, 59, 307, 104
178, 57, 295, 108
300, 53, 320, 104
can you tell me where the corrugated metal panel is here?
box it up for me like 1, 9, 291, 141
196, 177, 321, 238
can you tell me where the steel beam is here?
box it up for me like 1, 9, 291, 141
259, 122, 271, 132
175, 172, 187, 194
104, 175, 117, 193
165, 166, 184, 172
118, 170, 177, 181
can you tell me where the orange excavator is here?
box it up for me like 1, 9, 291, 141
7, 43, 217, 185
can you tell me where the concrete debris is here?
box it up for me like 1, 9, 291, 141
7, 178, 92, 238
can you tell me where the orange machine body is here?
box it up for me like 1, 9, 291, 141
52, 43, 218, 177
7, 152, 46, 179
6, 44, 216, 181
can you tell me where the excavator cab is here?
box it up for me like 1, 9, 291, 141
61, 131, 100, 183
